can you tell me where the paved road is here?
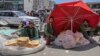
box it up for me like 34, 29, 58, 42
23, 44, 100, 56
23, 37, 100, 56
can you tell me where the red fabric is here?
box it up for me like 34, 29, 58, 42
47, 1, 99, 36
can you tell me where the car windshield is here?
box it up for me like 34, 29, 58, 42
15, 11, 27, 16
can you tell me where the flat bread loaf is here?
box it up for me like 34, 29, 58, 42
17, 37, 29, 42
4, 39, 17, 46
4, 37, 40, 48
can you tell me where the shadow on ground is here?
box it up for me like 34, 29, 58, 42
71, 40, 98, 51
48, 39, 98, 51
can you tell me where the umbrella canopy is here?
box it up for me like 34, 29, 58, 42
47, 1, 99, 35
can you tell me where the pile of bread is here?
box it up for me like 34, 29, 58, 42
4, 37, 40, 48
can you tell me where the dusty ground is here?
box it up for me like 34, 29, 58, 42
24, 36, 100, 56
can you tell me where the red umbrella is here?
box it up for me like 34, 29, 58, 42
47, 1, 99, 36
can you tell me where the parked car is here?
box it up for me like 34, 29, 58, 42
0, 10, 40, 30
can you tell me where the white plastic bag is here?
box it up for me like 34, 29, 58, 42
54, 36, 63, 46
54, 30, 76, 48
74, 32, 90, 47
62, 35, 76, 49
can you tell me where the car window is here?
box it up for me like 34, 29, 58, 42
0, 12, 5, 16
0, 12, 16, 17
14, 11, 27, 16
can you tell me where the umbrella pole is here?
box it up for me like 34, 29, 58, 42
71, 18, 73, 32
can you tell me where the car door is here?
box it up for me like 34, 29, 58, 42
0, 12, 8, 25
2, 12, 21, 25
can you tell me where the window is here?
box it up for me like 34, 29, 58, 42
5, 0, 14, 1
0, 3, 3, 9
0, 12, 5, 16
0, 12, 15, 17
14, 11, 27, 16
8, 12, 15, 17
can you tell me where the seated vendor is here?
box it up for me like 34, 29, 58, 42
44, 17, 56, 44
79, 21, 94, 43
94, 22, 100, 35
14, 21, 40, 40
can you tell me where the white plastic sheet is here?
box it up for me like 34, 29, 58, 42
0, 35, 46, 55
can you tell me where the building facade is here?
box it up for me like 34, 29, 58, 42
87, 2, 100, 14
24, 0, 55, 12
24, 0, 34, 12
0, 0, 24, 10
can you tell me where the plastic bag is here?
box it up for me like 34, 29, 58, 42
74, 32, 90, 47
54, 36, 63, 46
62, 35, 76, 49
54, 30, 76, 48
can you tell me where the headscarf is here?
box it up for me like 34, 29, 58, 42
22, 18, 29, 27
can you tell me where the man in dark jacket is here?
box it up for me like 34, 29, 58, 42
80, 21, 94, 43
19, 21, 39, 40
44, 17, 56, 45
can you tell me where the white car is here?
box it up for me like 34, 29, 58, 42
0, 10, 40, 29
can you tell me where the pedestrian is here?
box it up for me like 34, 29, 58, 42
31, 10, 35, 16
27, 12, 30, 16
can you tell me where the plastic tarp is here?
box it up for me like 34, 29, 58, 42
0, 29, 17, 36
47, 1, 99, 35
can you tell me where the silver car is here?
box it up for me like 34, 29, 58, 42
0, 10, 40, 29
